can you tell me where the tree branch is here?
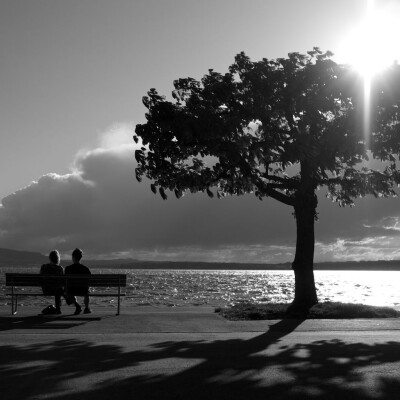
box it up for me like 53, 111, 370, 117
263, 185, 295, 206
263, 173, 299, 188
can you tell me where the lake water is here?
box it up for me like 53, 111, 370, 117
1, 267, 399, 309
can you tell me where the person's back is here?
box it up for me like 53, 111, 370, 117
40, 250, 64, 313
40, 263, 63, 277
64, 262, 91, 275
64, 248, 92, 314
64, 262, 91, 295
40, 252, 64, 295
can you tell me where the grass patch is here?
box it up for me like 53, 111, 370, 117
215, 302, 400, 320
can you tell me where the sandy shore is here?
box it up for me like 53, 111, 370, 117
1, 306, 400, 399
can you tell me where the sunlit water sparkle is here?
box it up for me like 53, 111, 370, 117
1, 267, 399, 309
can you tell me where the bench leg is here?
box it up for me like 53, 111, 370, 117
11, 294, 18, 315
11, 287, 17, 315
15, 294, 18, 315
117, 287, 121, 316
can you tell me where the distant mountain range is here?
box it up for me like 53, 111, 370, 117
0, 248, 137, 267
1, 247, 400, 270
0, 248, 48, 264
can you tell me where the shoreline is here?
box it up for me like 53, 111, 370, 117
4, 260, 400, 271
4, 266, 400, 272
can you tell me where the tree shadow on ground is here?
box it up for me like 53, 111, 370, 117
1, 318, 400, 399
0, 314, 101, 331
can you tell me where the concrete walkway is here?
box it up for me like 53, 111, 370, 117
1, 306, 400, 399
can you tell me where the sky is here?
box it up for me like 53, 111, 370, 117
1, 0, 400, 263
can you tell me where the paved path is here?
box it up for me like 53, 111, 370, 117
1, 306, 400, 399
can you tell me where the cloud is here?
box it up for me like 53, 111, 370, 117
1, 123, 400, 262
315, 236, 400, 262
0, 123, 295, 261
363, 216, 400, 235
97, 122, 135, 149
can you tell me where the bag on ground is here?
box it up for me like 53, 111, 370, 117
41, 305, 57, 315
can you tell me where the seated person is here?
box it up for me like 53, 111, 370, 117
64, 248, 91, 315
40, 250, 64, 314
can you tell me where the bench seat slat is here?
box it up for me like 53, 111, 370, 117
78, 294, 126, 297
5, 293, 126, 297
6, 273, 127, 287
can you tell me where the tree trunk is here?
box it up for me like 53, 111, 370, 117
289, 190, 318, 312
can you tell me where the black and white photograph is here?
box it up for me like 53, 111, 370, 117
1, 1, 400, 398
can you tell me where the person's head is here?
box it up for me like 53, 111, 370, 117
49, 250, 60, 265
72, 248, 83, 263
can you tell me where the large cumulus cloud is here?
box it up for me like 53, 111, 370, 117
1, 124, 399, 262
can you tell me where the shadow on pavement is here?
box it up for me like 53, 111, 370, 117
1, 318, 400, 399
0, 315, 101, 331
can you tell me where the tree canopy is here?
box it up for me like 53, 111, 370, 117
134, 49, 400, 208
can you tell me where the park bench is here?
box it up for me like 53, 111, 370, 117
5, 273, 127, 316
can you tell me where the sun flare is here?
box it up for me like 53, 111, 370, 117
338, 0, 400, 78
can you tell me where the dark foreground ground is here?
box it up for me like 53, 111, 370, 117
1, 306, 400, 400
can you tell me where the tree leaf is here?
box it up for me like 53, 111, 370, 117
135, 169, 142, 182
135, 150, 143, 163
174, 189, 183, 199
159, 187, 167, 200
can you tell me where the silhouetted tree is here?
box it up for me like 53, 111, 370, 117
134, 48, 400, 311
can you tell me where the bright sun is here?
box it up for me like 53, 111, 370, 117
339, 0, 400, 78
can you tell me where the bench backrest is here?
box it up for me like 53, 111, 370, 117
6, 273, 127, 288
